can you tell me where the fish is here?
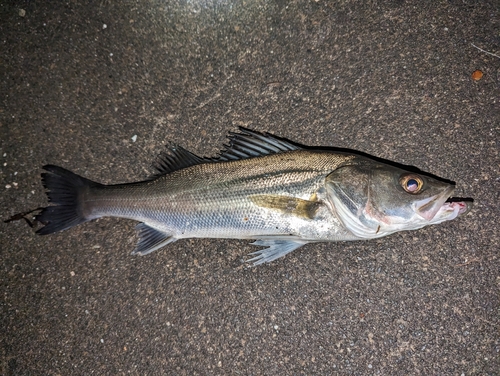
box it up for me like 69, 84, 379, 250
35, 128, 472, 265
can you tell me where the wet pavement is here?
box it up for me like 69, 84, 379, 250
1, 0, 499, 374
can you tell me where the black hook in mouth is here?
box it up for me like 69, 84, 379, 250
445, 197, 474, 203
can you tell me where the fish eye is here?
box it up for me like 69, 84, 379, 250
400, 174, 424, 194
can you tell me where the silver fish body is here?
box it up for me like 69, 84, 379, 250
36, 128, 472, 264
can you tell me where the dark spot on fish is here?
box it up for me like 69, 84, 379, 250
249, 194, 320, 219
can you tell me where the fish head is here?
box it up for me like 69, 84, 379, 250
325, 159, 472, 239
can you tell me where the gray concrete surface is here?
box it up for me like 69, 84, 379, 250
1, 0, 499, 374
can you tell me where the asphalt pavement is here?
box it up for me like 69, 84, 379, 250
1, 0, 499, 374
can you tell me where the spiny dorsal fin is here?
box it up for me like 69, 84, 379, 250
153, 128, 301, 176
249, 194, 321, 219
214, 127, 301, 161
152, 142, 206, 176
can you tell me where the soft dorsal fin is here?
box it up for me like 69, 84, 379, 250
215, 127, 301, 161
152, 142, 206, 176
152, 128, 301, 176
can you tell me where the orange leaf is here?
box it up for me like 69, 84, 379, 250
471, 70, 483, 81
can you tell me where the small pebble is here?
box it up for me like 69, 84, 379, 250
19, 9, 26, 17
131, 135, 137, 142
5, 184, 11, 189
102, 24, 107, 29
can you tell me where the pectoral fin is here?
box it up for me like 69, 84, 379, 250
132, 223, 177, 255
247, 239, 307, 265
249, 194, 321, 219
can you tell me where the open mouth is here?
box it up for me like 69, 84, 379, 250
444, 197, 473, 216
414, 187, 473, 221
416, 196, 473, 224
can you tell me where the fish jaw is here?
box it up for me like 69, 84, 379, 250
412, 186, 455, 221
423, 199, 472, 225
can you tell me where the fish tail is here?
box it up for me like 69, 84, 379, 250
36, 165, 102, 235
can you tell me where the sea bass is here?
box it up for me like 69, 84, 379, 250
36, 128, 471, 265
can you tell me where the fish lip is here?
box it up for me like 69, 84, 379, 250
414, 186, 456, 221
444, 197, 473, 215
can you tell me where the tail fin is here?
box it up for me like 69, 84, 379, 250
36, 165, 102, 235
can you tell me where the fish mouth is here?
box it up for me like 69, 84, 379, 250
427, 197, 472, 224
414, 184, 474, 221
414, 187, 473, 222
443, 197, 473, 216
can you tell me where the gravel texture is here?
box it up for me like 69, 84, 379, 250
1, 0, 499, 375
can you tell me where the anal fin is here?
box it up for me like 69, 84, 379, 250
247, 239, 307, 265
132, 223, 177, 255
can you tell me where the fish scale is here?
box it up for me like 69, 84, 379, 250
83, 151, 350, 240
